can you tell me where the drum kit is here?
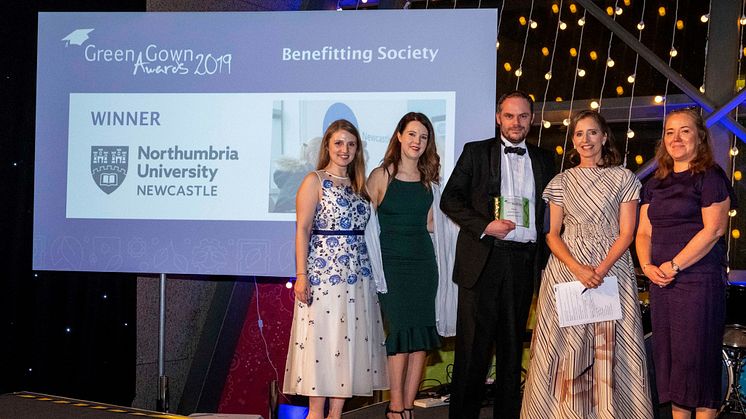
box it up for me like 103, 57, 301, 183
719, 283, 746, 417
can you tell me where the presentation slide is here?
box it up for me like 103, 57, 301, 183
33, 10, 497, 276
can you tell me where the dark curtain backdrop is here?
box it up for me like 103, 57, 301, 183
1, 0, 145, 405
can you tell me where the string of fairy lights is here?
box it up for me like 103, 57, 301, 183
623, 0, 647, 167
496, 1, 729, 172
559, 9, 588, 172
660, 0, 679, 121
514, 0, 536, 90
726, 0, 746, 265
594, 0, 622, 112
537, 0, 565, 146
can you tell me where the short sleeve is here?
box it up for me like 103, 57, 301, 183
640, 177, 657, 205
701, 165, 736, 208
619, 168, 642, 203
542, 172, 564, 207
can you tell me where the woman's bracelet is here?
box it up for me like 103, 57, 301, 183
296, 272, 307, 276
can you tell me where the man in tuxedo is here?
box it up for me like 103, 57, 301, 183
440, 91, 555, 419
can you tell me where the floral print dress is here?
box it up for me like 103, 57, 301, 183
283, 171, 388, 397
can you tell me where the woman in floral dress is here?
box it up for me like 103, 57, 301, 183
283, 119, 388, 419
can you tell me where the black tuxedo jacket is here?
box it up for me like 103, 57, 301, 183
440, 136, 556, 289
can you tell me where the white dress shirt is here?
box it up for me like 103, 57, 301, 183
500, 136, 536, 243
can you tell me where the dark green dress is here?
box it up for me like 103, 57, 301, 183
378, 178, 441, 355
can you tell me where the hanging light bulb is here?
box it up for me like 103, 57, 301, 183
615, 6, 623, 15
732, 229, 741, 239
496, 40, 500, 49
544, 72, 552, 80
543, 120, 551, 128
578, 17, 586, 26
606, 6, 614, 16
735, 170, 743, 181
658, 6, 666, 16
740, 15, 746, 25
577, 68, 586, 77
676, 19, 684, 30
635, 155, 643, 165
729, 209, 738, 217
570, 47, 577, 57
616, 85, 624, 95
606, 58, 615, 67
589, 50, 598, 60
701, 14, 709, 23
590, 100, 599, 109
627, 129, 635, 139
559, 21, 567, 30
529, 20, 538, 29
699, 85, 706, 93
515, 67, 523, 77
541, 47, 550, 56
730, 146, 740, 156
654, 95, 665, 103
556, 145, 564, 155
519, 16, 527, 25
552, 3, 559, 13
285, 280, 293, 289
504, 62, 512, 72
627, 74, 636, 83
569, 3, 577, 13
637, 21, 646, 30
555, 97, 563, 102
563, 118, 570, 126
669, 47, 678, 57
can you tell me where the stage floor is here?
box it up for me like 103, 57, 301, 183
341, 401, 746, 419
3, 392, 743, 419
0, 392, 188, 419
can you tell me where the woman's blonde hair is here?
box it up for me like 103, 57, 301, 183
316, 119, 368, 199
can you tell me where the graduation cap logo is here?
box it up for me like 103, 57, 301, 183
62, 29, 94, 46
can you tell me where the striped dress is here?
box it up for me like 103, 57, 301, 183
521, 166, 653, 419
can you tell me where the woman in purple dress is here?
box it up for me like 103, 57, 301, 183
636, 108, 735, 419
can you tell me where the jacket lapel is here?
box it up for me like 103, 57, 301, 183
527, 145, 544, 209
487, 138, 501, 197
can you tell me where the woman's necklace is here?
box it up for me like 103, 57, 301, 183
323, 170, 349, 180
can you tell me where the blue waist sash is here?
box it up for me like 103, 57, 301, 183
312, 229, 364, 236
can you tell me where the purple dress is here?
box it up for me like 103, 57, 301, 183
641, 165, 735, 409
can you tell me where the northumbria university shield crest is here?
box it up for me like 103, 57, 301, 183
91, 146, 129, 194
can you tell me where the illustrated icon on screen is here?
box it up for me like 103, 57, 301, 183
91, 146, 128, 194
62, 29, 94, 46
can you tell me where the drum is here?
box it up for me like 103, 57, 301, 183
727, 283, 746, 325
724, 324, 746, 349
721, 325, 746, 412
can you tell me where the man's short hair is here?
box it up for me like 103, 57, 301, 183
497, 90, 534, 115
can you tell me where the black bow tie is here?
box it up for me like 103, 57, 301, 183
504, 146, 526, 156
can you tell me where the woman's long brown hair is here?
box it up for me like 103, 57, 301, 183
380, 112, 440, 188
654, 107, 714, 179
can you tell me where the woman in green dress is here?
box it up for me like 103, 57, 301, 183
367, 112, 443, 419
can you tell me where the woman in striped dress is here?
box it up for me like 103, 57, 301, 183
521, 110, 653, 418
